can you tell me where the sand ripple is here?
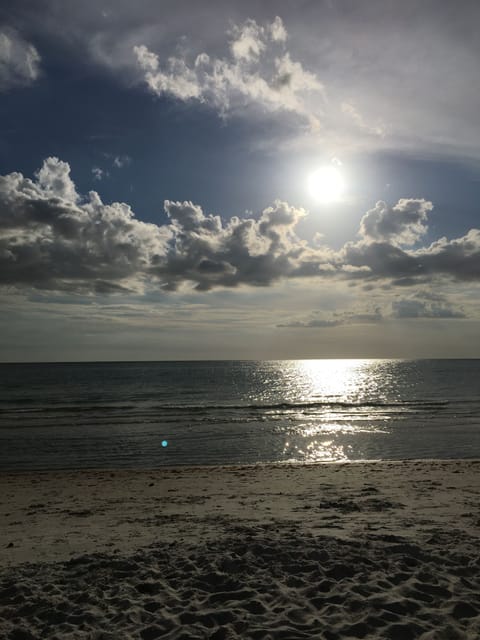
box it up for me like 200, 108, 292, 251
1, 524, 479, 639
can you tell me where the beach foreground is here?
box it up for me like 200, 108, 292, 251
1, 460, 479, 639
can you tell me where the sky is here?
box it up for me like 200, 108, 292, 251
1, 0, 480, 361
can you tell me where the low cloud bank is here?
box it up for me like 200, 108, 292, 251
279, 295, 465, 328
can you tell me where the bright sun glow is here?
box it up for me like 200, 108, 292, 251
308, 166, 346, 203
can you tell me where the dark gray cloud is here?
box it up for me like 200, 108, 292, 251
343, 224, 480, 287
156, 198, 310, 290
0, 158, 170, 291
343, 242, 423, 282
416, 231, 480, 282
359, 199, 432, 246
1, 158, 480, 294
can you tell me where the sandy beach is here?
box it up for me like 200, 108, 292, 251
1, 460, 480, 639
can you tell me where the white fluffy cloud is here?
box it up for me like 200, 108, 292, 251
230, 19, 266, 61
359, 199, 432, 246
35, 157, 78, 203
134, 17, 322, 126
1, 159, 480, 296
0, 30, 40, 91
269, 16, 288, 43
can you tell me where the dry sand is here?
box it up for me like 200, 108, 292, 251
1, 460, 479, 639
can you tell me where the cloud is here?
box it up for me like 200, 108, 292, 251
0, 158, 170, 292
269, 16, 288, 43
0, 30, 40, 91
341, 226, 480, 287
230, 19, 266, 61
112, 155, 132, 168
1, 158, 480, 295
0, 158, 312, 293
278, 309, 383, 328
92, 167, 106, 181
134, 17, 322, 126
280, 293, 467, 329
392, 298, 465, 319
116, 2, 480, 159
91, 155, 130, 182
359, 199, 433, 246
343, 242, 420, 283
340, 199, 480, 285
340, 102, 385, 137
156, 198, 310, 291
279, 317, 342, 328
415, 230, 480, 282
35, 157, 79, 203
4, 3, 480, 158
340, 199, 434, 283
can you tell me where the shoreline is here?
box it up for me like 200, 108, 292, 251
2, 455, 480, 473
1, 459, 479, 638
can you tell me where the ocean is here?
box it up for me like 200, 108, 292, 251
0, 359, 479, 470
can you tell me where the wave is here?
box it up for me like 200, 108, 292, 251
0, 398, 454, 415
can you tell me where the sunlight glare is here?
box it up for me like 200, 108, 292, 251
308, 166, 346, 203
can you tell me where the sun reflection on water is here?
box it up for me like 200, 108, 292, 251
283, 438, 349, 462
276, 359, 392, 462
300, 423, 389, 436
290, 358, 376, 401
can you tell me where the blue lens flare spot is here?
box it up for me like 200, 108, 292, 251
162, 440, 168, 447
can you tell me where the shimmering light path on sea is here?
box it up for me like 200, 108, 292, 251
1, 359, 480, 469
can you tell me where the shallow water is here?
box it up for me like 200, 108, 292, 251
1, 359, 479, 469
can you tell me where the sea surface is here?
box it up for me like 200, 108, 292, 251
1, 359, 480, 470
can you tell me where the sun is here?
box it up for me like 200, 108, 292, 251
308, 166, 346, 203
